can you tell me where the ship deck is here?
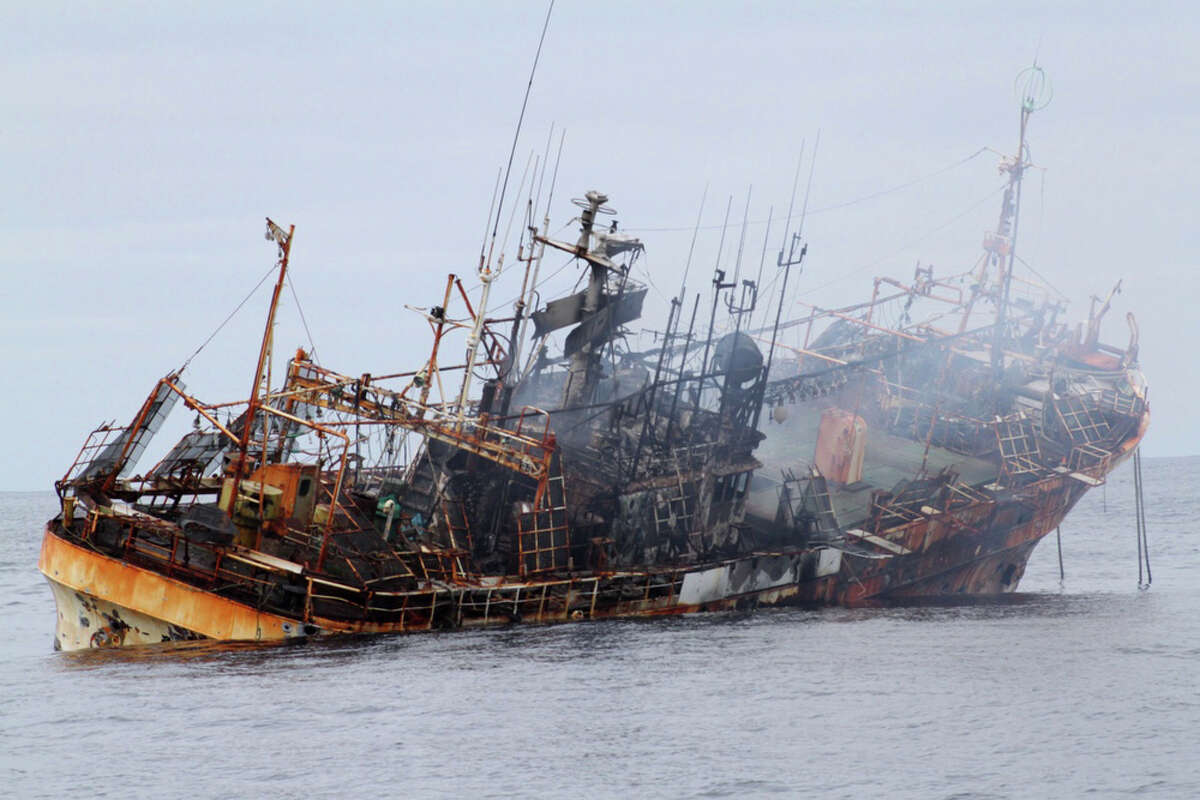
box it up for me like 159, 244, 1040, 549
747, 402, 998, 529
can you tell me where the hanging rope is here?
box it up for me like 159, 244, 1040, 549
1055, 525, 1064, 585
1133, 448, 1152, 590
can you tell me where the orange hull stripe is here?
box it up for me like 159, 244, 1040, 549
39, 528, 301, 642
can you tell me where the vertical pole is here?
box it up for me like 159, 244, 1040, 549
232, 221, 294, 490
1055, 525, 1064, 584
1133, 448, 1151, 589
630, 297, 680, 478
666, 294, 701, 446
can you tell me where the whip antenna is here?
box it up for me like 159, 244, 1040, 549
484, 0, 555, 273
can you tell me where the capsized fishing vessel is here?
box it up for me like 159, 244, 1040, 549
40, 189, 794, 650
40, 70, 1147, 650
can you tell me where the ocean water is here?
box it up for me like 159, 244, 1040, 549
1, 457, 1197, 799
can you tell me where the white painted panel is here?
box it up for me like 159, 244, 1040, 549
816, 548, 842, 577
678, 565, 731, 605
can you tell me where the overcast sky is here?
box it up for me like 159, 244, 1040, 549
2, 1, 1196, 490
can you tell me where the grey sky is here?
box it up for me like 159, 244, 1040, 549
2, 1, 1196, 490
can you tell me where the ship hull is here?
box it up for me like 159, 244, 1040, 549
38, 488, 1061, 651
39, 530, 309, 651
805, 470, 1085, 605
43, 415, 1138, 649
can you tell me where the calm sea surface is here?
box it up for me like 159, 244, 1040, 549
1, 457, 1197, 799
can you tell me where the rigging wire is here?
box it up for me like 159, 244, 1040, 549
793, 181, 1009, 300
181, 262, 278, 370
626, 147, 990, 234
778, 130, 821, 323
286, 273, 320, 361
1012, 253, 1068, 301
678, 183, 709, 302
484, 0, 554, 271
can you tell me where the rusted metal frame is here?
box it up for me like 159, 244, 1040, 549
874, 500, 924, 528
254, 403, 349, 571
796, 301, 927, 343
361, 588, 377, 621
452, 276, 507, 405
99, 375, 177, 493
863, 279, 885, 326
914, 323, 962, 339
295, 383, 548, 474
769, 289, 913, 343
871, 276, 965, 316
365, 362, 495, 384
416, 275, 458, 410
512, 405, 552, 442
453, 589, 465, 627
212, 561, 289, 595
308, 592, 367, 613
754, 336, 849, 366
917, 345, 957, 476
360, 565, 419, 586
454, 276, 479, 320
404, 551, 431, 583
259, 376, 275, 512
194, 397, 267, 411
438, 499, 474, 580
331, 549, 368, 589
161, 379, 245, 447
123, 524, 243, 589
287, 373, 553, 480
270, 360, 307, 464
803, 310, 818, 350
57, 422, 119, 494
166, 535, 180, 578
925, 507, 986, 542
80, 509, 101, 543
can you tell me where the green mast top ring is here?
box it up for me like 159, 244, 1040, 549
1015, 64, 1053, 113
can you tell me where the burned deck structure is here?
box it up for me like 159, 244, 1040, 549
42, 190, 812, 650
40, 67, 1148, 650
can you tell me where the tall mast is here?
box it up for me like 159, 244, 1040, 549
562, 190, 611, 407
456, 1, 554, 422
232, 218, 294, 484
990, 63, 1052, 369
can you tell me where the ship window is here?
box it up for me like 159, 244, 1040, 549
298, 478, 312, 497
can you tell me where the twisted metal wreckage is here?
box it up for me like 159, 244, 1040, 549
40, 76, 1148, 650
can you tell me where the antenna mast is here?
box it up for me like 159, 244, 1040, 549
231, 219, 294, 486
457, 1, 555, 422
991, 63, 1052, 371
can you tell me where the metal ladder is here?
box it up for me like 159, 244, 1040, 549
516, 452, 571, 575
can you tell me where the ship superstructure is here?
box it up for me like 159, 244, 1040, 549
737, 65, 1148, 601
39, 68, 1148, 650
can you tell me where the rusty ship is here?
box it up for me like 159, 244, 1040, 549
40, 70, 1148, 650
